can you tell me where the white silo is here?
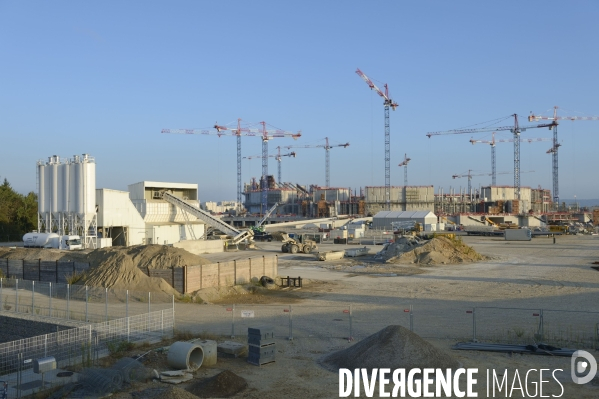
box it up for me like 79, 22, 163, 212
69, 155, 81, 214
59, 161, 70, 213
37, 160, 48, 232
82, 154, 96, 215
74, 158, 84, 215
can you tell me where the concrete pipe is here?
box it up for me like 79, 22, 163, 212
167, 341, 204, 371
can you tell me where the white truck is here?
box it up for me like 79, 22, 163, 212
23, 233, 83, 250
504, 228, 532, 241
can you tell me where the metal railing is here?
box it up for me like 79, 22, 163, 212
0, 308, 174, 398
0, 278, 174, 323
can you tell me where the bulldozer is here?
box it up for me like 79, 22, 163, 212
281, 233, 318, 254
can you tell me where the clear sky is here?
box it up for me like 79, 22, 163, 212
1, 1, 598, 201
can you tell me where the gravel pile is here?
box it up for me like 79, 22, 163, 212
320, 325, 459, 372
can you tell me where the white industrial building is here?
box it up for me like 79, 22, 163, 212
96, 181, 205, 247
37, 154, 207, 248
371, 211, 437, 230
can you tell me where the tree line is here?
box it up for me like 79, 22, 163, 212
0, 177, 38, 242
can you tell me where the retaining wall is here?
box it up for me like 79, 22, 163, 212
1, 255, 278, 294
0, 259, 90, 283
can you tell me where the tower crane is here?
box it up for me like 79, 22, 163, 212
162, 121, 301, 215
356, 68, 398, 210
427, 115, 555, 200
452, 170, 535, 196
528, 106, 599, 204
469, 132, 552, 186
285, 137, 349, 187
243, 147, 296, 185
397, 154, 411, 186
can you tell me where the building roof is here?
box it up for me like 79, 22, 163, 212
373, 211, 436, 219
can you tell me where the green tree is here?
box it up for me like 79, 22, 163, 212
0, 177, 38, 241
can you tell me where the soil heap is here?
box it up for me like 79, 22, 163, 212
320, 325, 459, 372
186, 370, 248, 398
0, 245, 211, 294
380, 236, 485, 265
132, 386, 200, 399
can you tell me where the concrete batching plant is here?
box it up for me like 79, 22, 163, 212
37, 154, 97, 248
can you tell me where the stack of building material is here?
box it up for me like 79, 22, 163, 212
247, 326, 276, 366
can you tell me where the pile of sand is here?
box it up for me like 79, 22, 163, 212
380, 236, 486, 265
320, 325, 459, 372
186, 370, 248, 398
0, 245, 212, 295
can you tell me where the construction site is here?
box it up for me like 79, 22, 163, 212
1, 97, 599, 398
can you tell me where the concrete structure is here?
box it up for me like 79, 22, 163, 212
95, 181, 206, 247
371, 211, 437, 230
365, 186, 434, 215
480, 186, 532, 214
128, 181, 205, 245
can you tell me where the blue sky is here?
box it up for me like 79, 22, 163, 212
1, 1, 598, 201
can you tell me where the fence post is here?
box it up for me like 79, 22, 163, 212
537, 309, 544, 341
15, 278, 19, 313
472, 308, 477, 342
148, 292, 151, 314
105, 287, 108, 322
126, 290, 129, 318
32, 280, 35, 314
172, 294, 175, 334
231, 304, 235, 338
348, 304, 353, 342
49, 282, 52, 318
44, 334, 48, 357
161, 309, 164, 333
0, 278, 2, 311
67, 284, 70, 320
85, 285, 89, 322
288, 305, 293, 341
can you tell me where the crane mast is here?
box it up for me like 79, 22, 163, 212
528, 106, 599, 205
243, 147, 296, 185
285, 138, 349, 188
427, 116, 554, 201
356, 68, 398, 210
398, 154, 411, 186
470, 134, 551, 187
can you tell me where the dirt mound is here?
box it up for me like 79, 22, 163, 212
187, 370, 248, 398
82, 245, 210, 294
381, 236, 485, 265
0, 245, 211, 295
320, 325, 459, 372
132, 386, 200, 399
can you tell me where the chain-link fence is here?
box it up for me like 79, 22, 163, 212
174, 302, 599, 350
0, 278, 174, 323
0, 308, 173, 398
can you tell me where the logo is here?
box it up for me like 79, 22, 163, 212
571, 350, 597, 385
